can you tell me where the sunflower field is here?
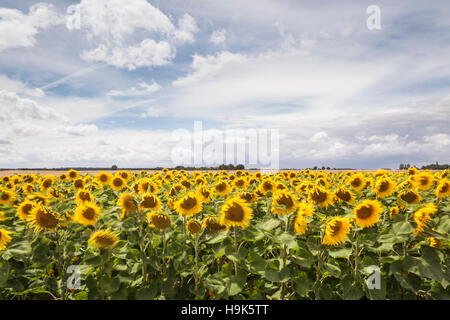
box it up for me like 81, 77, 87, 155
0, 168, 449, 300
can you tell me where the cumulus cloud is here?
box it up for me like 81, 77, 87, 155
107, 80, 162, 98
0, 90, 98, 138
209, 29, 226, 45
0, 3, 62, 51
77, 0, 198, 69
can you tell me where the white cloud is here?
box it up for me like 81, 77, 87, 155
173, 14, 198, 44
0, 3, 62, 51
0, 74, 45, 97
77, 0, 198, 69
81, 39, 173, 70
310, 132, 329, 143
0, 90, 98, 138
209, 29, 226, 45
107, 80, 162, 98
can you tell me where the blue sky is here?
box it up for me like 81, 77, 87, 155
0, 0, 449, 169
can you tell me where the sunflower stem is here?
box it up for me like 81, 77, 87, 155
162, 229, 167, 275
354, 231, 360, 283
194, 232, 199, 291
233, 227, 238, 277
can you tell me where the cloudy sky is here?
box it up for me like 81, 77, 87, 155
0, 0, 449, 169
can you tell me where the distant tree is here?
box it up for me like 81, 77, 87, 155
399, 163, 404, 170
326, 167, 330, 170
321, 166, 325, 170
235, 164, 245, 170
111, 164, 118, 170
313, 166, 318, 170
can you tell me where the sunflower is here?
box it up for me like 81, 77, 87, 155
219, 197, 253, 229
117, 170, 131, 181
293, 213, 309, 236
180, 179, 192, 190
88, 230, 119, 249
95, 171, 112, 185
73, 178, 85, 190
334, 186, 355, 203
202, 215, 227, 232
233, 178, 247, 189
308, 186, 334, 208
74, 203, 101, 226
398, 189, 422, 205
147, 212, 171, 230
168, 183, 185, 197
271, 190, 297, 215
0, 228, 12, 251
39, 175, 56, 191
258, 179, 275, 195
139, 193, 161, 211
174, 192, 202, 216
16, 200, 36, 221
322, 217, 352, 246
138, 178, 158, 194
0, 189, 15, 205
75, 189, 94, 204
187, 220, 201, 233
117, 193, 137, 218
214, 180, 231, 197
58, 173, 67, 181
27, 204, 59, 232
389, 206, 400, 219
238, 191, 257, 204
347, 173, 366, 191
374, 176, 395, 198
22, 183, 35, 195
197, 186, 213, 203
67, 169, 79, 180
436, 179, 450, 198
411, 172, 434, 191
110, 176, 126, 191
0, 211, 4, 221
413, 203, 437, 234
407, 167, 418, 175
353, 199, 382, 228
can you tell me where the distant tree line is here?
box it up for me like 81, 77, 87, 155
399, 162, 449, 170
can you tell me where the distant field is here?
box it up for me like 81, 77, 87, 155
0, 169, 418, 177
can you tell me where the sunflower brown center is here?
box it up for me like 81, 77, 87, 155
277, 195, 293, 209
95, 235, 115, 247
356, 205, 373, 219
336, 189, 351, 202
181, 180, 191, 189
141, 196, 157, 208
113, 178, 123, 187
329, 221, 342, 236
377, 180, 389, 192
36, 210, 58, 229
82, 207, 96, 220
152, 214, 170, 229
216, 183, 226, 192
43, 179, 52, 188
74, 180, 83, 188
310, 189, 327, 203
240, 192, 253, 202
1, 193, 9, 201
263, 181, 273, 191
180, 196, 197, 209
23, 203, 33, 215
225, 203, 244, 222
351, 178, 361, 187
69, 172, 77, 178
99, 174, 108, 182
400, 191, 418, 203
439, 183, 449, 193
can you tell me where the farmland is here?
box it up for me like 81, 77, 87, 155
0, 168, 448, 300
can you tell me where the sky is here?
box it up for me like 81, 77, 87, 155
0, 0, 449, 169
